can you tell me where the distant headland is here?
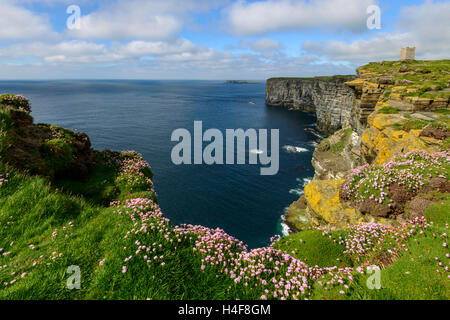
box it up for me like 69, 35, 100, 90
226, 80, 264, 84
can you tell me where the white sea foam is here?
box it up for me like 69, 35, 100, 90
308, 141, 319, 148
305, 128, 325, 139
280, 213, 290, 236
288, 188, 305, 196
289, 177, 312, 196
282, 145, 309, 153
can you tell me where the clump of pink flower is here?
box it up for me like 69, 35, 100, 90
343, 217, 430, 263
0, 173, 8, 187
341, 150, 449, 205
0, 94, 31, 113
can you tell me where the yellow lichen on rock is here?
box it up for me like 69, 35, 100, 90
304, 180, 365, 228
370, 113, 404, 131
361, 113, 441, 164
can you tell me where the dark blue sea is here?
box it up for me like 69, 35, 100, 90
0, 80, 317, 248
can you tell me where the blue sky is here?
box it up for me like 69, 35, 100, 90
0, 0, 449, 79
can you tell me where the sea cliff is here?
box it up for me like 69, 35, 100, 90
274, 60, 450, 233
266, 75, 356, 133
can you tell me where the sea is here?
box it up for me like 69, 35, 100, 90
0, 80, 318, 248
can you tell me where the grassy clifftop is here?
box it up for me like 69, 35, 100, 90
0, 93, 449, 300
267, 75, 356, 82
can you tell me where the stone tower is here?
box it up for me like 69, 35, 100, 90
400, 47, 415, 61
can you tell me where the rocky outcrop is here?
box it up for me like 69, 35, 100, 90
266, 76, 356, 133
361, 109, 443, 164
302, 179, 394, 228
0, 95, 96, 179
282, 59, 450, 233
311, 127, 362, 180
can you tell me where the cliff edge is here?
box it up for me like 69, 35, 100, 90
266, 75, 356, 133
278, 60, 450, 233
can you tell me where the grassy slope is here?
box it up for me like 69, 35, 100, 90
0, 165, 234, 300
276, 211, 449, 300
2, 165, 447, 299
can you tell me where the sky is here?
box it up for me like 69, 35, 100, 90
0, 0, 449, 80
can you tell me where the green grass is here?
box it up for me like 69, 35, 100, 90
42, 139, 75, 173
434, 109, 450, 115
268, 75, 356, 81
327, 128, 352, 154
1, 162, 449, 300
0, 166, 235, 299
424, 195, 450, 228
274, 230, 352, 267
342, 151, 450, 206
378, 107, 399, 114
55, 163, 120, 205
330, 140, 346, 154
361, 60, 450, 99
279, 209, 450, 300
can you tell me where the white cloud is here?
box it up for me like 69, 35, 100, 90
240, 38, 283, 52
226, 0, 377, 36
302, 1, 450, 62
117, 39, 197, 57
0, 41, 106, 61
0, 38, 231, 66
66, 0, 220, 40
0, 0, 57, 40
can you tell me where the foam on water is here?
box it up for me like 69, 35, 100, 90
282, 145, 309, 153
305, 128, 325, 139
280, 211, 290, 237
289, 177, 312, 196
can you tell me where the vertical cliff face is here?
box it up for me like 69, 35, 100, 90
265, 75, 357, 133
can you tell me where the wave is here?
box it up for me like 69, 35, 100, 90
282, 145, 309, 153
280, 212, 290, 237
305, 128, 325, 139
289, 177, 312, 196
308, 140, 319, 148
